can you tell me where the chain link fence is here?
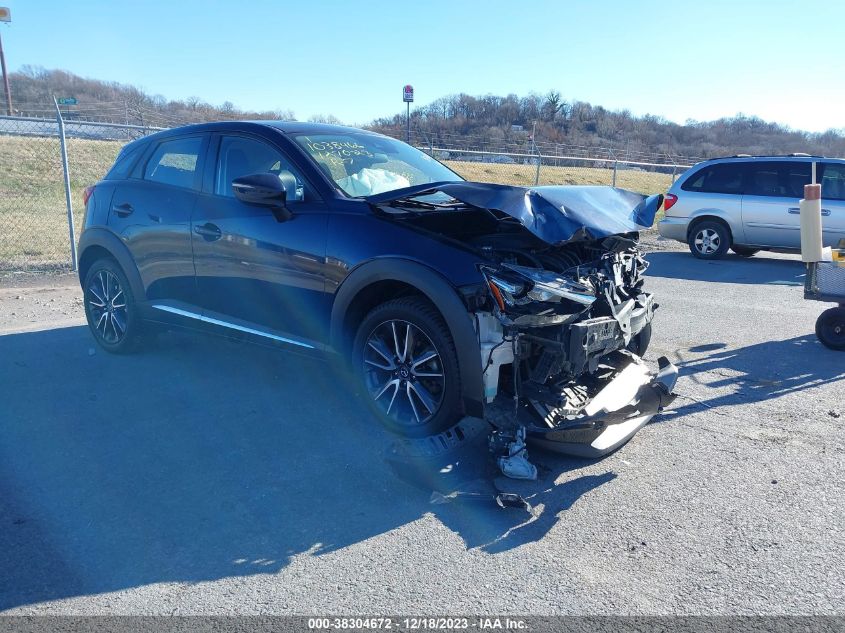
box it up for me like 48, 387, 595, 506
0, 118, 67, 270
0, 115, 160, 271
0, 114, 692, 272
435, 148, 684, 194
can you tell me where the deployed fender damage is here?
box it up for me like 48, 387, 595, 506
373, 183, 678, 499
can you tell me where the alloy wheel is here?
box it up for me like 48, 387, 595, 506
87, 269, 128, 345
694, 228, 721, 255
362, 319, 446, 428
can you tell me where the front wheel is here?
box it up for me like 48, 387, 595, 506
816, 307, 845, 351
353, 297, 462, 437
688, 220, 730, 259
627, 322, 652, 356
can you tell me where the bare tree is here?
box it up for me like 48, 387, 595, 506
543, 90, 563, 121
308, 113, 343, 125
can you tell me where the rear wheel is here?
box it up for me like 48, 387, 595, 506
83, 258, 144, 354
688, 220, 730, 259
816, 307, 845, 351
731, 245, 760, 258
353, 297, 462, 437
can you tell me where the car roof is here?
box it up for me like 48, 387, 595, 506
132, 120, 382, 146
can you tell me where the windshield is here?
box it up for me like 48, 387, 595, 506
293, 132, 463, 197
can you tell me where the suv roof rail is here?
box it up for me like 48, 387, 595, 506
703, 153, 828, 161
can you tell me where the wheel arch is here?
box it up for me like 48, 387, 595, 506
331, 258, 484, 418
77, 229, 145, 301
687, 214, 735, 244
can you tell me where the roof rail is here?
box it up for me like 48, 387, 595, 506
703, 153, 828, 161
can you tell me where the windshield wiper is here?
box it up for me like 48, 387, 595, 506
388, 198, 442, 211
364, 181, 458, 204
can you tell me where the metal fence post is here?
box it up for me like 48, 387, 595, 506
671, 164, 678, 185
54, 97, 77, 271
612, 161, 618, 187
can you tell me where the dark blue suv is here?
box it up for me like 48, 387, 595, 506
79, 121, 676, 455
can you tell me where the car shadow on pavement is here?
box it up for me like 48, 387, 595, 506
0, 325, 616, 611
433, 466, 618, 555
645, 251, 806, 286
653, 334, 844, 421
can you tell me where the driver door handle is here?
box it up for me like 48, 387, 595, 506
112, 202, 133, 217
194, 222, 222, 241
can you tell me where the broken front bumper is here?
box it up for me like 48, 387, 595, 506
525, 355, 678, 457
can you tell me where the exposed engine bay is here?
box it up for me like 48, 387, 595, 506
373, 183, 678, 490
469, 229, 671, 458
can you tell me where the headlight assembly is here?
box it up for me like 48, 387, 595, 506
483, 263, 597, 309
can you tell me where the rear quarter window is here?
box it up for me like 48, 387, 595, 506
104, 142, 145, 180
681, 163, 744, 194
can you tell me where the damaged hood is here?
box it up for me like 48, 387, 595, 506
372, 182, 664, 245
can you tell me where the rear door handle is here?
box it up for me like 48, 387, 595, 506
788, 207, 831, 216
112, 202, 133, 217
194, 223, 222, 241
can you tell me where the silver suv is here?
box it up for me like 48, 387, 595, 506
658, 155, 845, 259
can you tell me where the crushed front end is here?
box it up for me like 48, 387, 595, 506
475, 233, 677, 457
373, 183, 678, 458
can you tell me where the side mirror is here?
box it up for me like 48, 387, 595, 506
232, 173, 291, 221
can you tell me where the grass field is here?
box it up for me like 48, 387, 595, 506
446, 160, 675, 194
0, 135, 676, 270
0, 135, 123, 270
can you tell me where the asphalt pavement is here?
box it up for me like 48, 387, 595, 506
0, 249, 843, 615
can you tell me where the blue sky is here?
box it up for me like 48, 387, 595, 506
2, 0, 842, 131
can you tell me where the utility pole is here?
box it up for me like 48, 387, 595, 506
0, 9, 12, 116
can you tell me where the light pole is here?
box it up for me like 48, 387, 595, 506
0, 7, 11, 116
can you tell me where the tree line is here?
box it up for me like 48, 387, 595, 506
6, 68, 845, 160
370, 91, 845, 160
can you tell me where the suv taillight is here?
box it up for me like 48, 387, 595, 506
663, 193, 678, 212
83, 186, 95, 206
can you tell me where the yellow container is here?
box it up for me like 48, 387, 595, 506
834, 239, 845, 265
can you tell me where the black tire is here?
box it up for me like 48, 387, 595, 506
83, 258, 145, 354
627, 322, 652, 356
353, 297, 462, 437
688, 220, 730, 260
815, 307, 845, 351
731, 245, 760, 258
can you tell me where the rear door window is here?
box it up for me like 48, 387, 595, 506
745, 161, 810, 198
681, 163, 744, 194
143, 136, 204, 190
